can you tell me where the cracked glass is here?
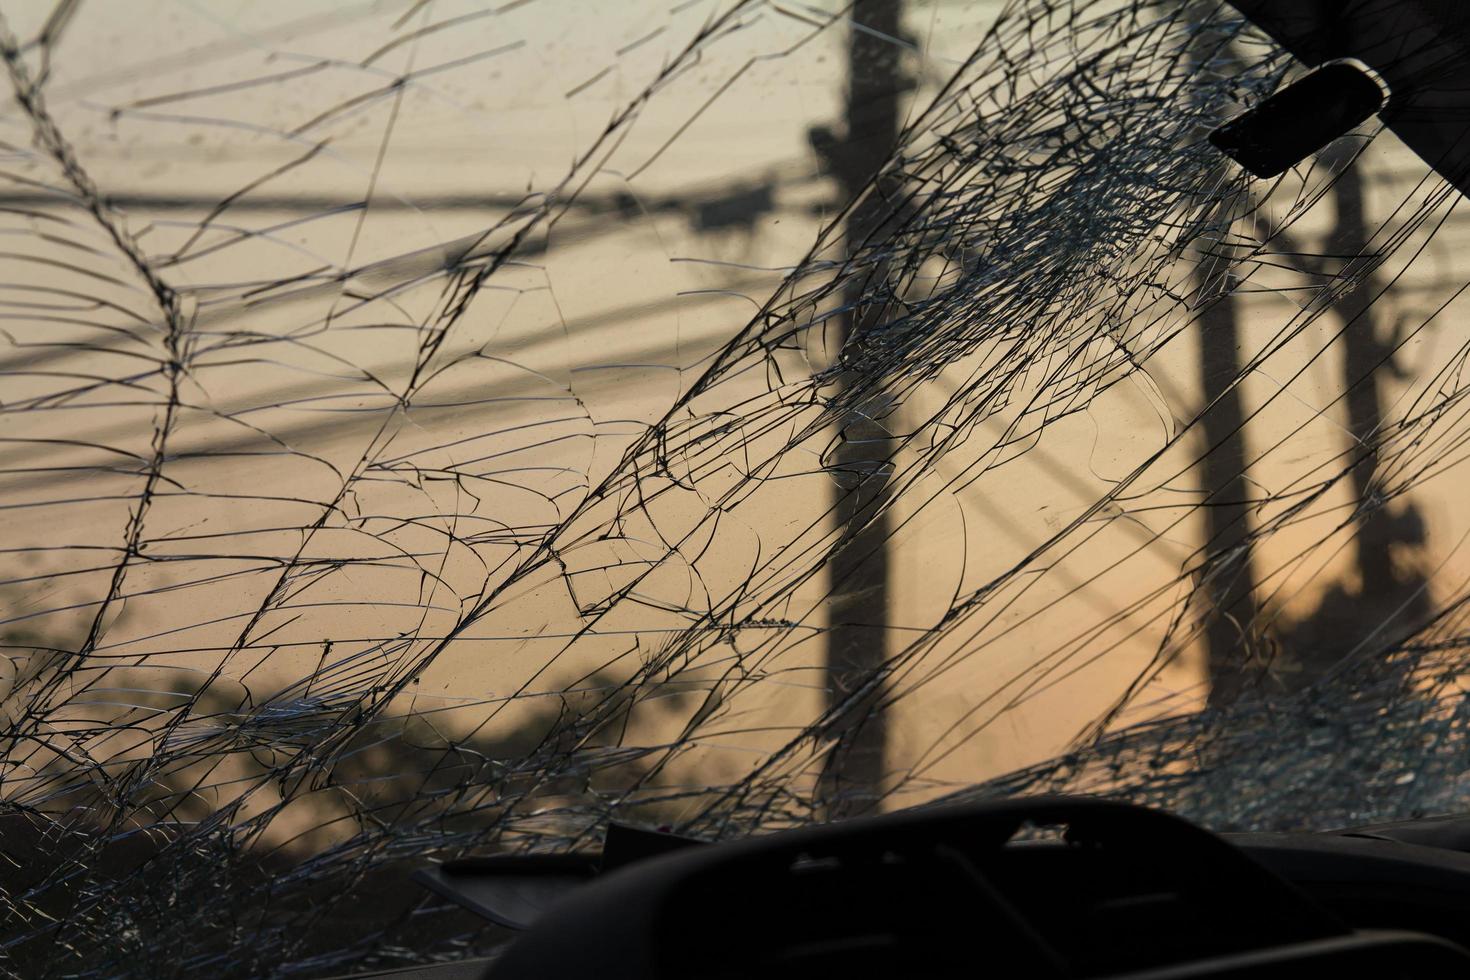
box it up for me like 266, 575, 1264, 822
3, 0, 1470, 976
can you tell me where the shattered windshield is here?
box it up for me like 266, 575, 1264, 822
3, 0, 1469, 976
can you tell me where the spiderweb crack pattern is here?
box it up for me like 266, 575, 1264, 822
2, 0, 1468, 975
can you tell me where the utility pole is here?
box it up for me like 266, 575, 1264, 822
1190, 18, 1261, 709
1193, 230, 1260, 707
1328, 145, 1401, 601
811, 0, 908, 817
1264, 139, 1435, 687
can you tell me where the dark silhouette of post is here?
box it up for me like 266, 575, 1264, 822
1194, 239, 1260, 708
1190, 24, 1261, 709
1330, 149, 1399, 598
1272, 143, 1433, 686
813, 0, 906, 817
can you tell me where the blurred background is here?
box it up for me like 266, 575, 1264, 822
6, 0, 1470, 975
